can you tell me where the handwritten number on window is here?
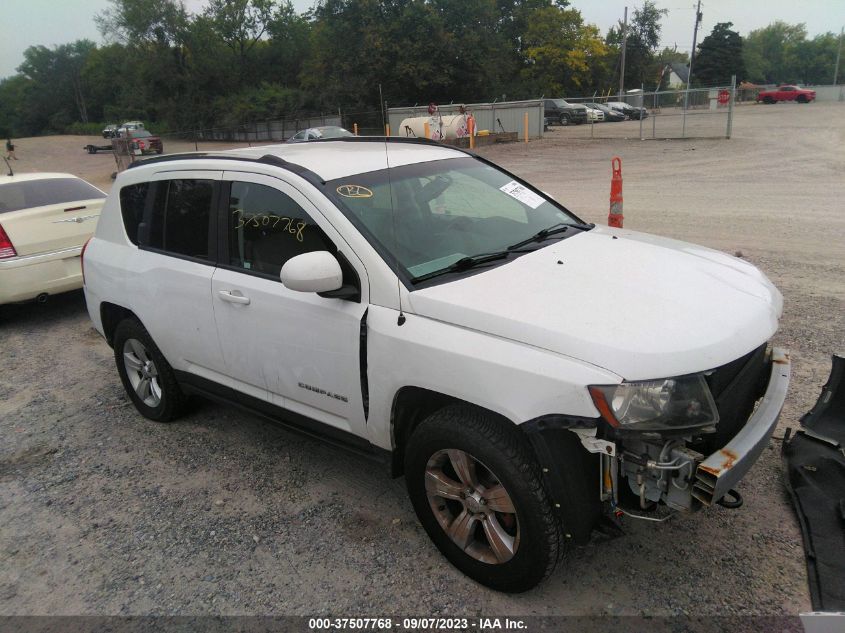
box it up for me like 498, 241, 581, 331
232, 209, 306, 242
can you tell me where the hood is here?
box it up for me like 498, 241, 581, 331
408, 226, 782, 381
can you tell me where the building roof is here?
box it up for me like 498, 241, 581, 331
669, 63, 690, 84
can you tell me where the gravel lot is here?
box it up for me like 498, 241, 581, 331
2, 102, 843, 617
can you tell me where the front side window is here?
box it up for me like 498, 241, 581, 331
148, 179, 213, 260
327, 157, 584, 281
227, 181, 335, 278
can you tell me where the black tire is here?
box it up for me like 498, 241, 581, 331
765, 96, 775, 104
113, 318, 186, 422
405, 405, 562, 592
87, 145, 97, 154
797, 95, 807, 103
558, 113, 570, 126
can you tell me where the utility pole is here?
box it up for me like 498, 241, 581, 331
682, 1, 702, 138
685, 0, 703, 97
834, 26, 843, 85
619, 7, 628, 100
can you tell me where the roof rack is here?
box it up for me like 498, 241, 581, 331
124, 136, 476, 184
126, 152, 327, 186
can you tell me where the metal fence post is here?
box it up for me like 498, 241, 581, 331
726, 75, 736, 139
652, 90, 657, 138
639, 84, 644, 140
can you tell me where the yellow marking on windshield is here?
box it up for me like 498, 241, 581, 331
336, 185, 373, 198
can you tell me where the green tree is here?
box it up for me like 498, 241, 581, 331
607, 1, 667, 90
789, 32, 841, 84
0, 76, 31, 137
95, 0, 187, 45
520, 6, 607, 96
203, 0, 275, 75
694, 22, 746, 86
743, 21, 807, 84
15, 40, 97, 132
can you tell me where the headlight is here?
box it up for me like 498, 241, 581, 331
588, 375, 719, 432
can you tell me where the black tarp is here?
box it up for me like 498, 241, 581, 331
783, 355, 845, 612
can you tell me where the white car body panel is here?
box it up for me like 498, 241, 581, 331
408, 225, 781, 381
365, 304, 621, 450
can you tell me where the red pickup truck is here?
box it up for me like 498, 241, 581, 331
757, 85, 816, 104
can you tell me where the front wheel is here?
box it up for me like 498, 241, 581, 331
113, 318, 186, 422
405, 405, 562, 592
558, 113, 570, 126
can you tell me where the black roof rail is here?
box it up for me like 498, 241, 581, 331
125, 151, 325, 187
124, 137, 472, 184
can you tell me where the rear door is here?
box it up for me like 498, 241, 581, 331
0, 177, 105, 256
126, 171, 228, 380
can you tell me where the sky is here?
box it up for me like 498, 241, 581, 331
2, 0, 843, 80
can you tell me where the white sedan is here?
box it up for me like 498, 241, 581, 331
0, 172, 106, 305
585, 105, 605, 122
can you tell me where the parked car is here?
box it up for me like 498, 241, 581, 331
607, 101, 649, 120
756, 85, 816, 104
584, 105, 605, 122
287, 126, 355, 142
116, 121, 145, 137
585, 103, 626, 122
83, 139, 789, 592
102, 124, 119, 139
126, 129, 163, 155
0, 172, 106, 304
543, 99, 588, 126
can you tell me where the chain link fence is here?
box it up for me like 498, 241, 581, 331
558, 81, 738, 140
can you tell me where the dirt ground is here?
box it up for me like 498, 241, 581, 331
1, 102, 843, 617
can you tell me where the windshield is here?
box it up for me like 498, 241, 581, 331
327, 157, 584, 281
131, 130, 152, 138
317, 126, 354, 138
552, 99, 568, 107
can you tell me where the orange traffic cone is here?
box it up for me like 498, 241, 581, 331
608, 156, 623, 228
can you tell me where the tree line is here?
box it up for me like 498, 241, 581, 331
0, 0, 840, 138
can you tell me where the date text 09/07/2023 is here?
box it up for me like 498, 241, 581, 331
307, 617, 528, 631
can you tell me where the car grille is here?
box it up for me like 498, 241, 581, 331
695, 343, 770, 453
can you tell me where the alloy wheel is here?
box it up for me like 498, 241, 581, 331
424, 448, 520, 564
122, 338, 163, 407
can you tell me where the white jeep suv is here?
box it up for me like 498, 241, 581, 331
83, 138, 790, 592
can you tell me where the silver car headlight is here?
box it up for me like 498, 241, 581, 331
588, 375, 719, 432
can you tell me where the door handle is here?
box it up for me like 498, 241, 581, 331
217, 290, 251, 305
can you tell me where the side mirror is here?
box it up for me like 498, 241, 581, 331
280, 251, 343, 293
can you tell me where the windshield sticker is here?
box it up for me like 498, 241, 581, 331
336, 185, 374, 198
500, 181, 545, 209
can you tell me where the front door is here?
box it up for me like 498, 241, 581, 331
210, 171, 369, 438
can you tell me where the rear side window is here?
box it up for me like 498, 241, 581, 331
0, 178, 105, 214
148, 179, 214, 261
119, 182, 149, 245
227, 181, 334, 278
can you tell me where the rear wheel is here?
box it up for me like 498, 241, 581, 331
558, 113, 570, 126
764, 96, 775, 104
405, 405, 562, 592
113, 319, 186, 422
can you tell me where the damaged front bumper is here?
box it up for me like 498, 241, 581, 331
525, 348, 791, 537
692, 348, 791, 505
607, 347, 791, 512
